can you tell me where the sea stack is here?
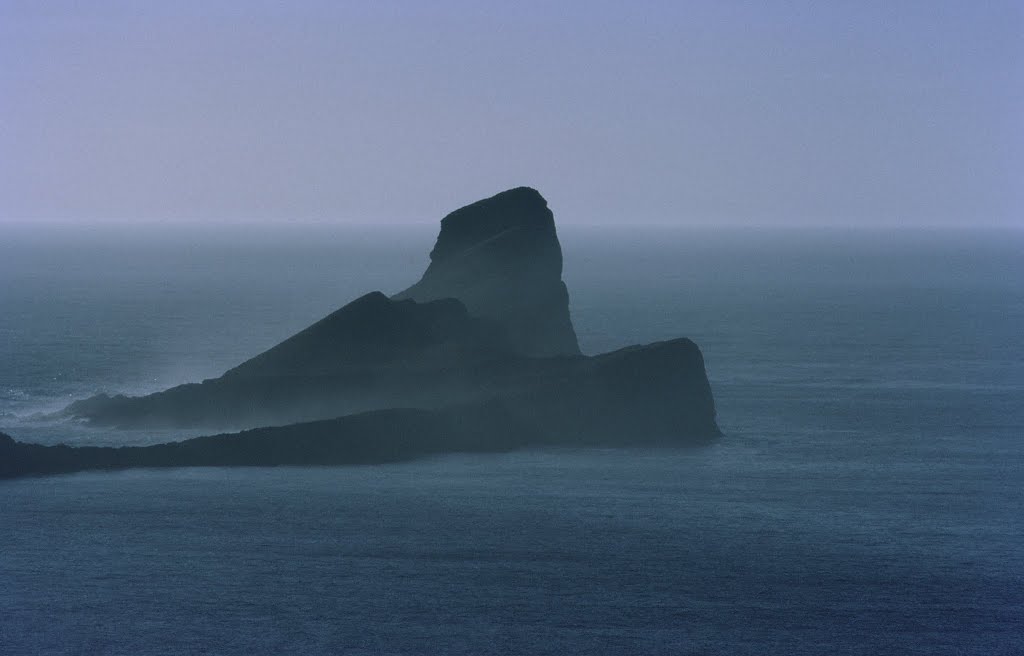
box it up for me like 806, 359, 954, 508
395, 187, 580, 357
30, 185, 722, 478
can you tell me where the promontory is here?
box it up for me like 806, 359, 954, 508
1, 187, 719, 479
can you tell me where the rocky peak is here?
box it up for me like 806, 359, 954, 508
395, 187, 580, 357
223, 291, 512, 377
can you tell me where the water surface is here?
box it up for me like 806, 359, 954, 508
1, 226, 1021, 654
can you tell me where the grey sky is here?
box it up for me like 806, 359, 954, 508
1, 1, 1020, 227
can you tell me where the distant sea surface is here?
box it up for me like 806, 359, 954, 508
1, 225, 1022, 655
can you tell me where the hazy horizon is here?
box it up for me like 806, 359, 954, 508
2, 1, 1021, 228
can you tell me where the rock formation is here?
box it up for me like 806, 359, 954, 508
1, 338, 717, 479
66, 292, 515, 428
1, 186, 721, 479
222, 291, 513, 377
394, 187, 580, 357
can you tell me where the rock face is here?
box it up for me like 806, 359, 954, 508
0, 407, 533, 479
62, 294, 718, 437
66, 292, 516, 428
224, 291, 512, 377
2, 339, 718, 479
1, 185, 723, 479
394, 187, 580, 357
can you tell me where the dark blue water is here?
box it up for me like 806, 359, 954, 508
1, 226, 1022, 654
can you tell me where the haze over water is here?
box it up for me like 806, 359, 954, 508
1, 225, 1021, 654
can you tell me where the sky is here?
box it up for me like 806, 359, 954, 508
1, 0, 1021, 227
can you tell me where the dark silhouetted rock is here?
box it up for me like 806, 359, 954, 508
2, 340, 719, 478
67, 292, 515, 428
0, 404, 534, 479
394, 187, 580, 357
19, 185, 725, 479
225, 291, 513, 377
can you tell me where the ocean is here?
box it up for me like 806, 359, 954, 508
1, 225, 1022, 655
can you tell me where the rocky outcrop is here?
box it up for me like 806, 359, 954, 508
224, 291, 512, 377
0, 185, 724, 479
62, 297, 717, 438
2, 339, 718, 479
0, 406, 531, 478
66, 292, 516, 428
394, 187, 580, 357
